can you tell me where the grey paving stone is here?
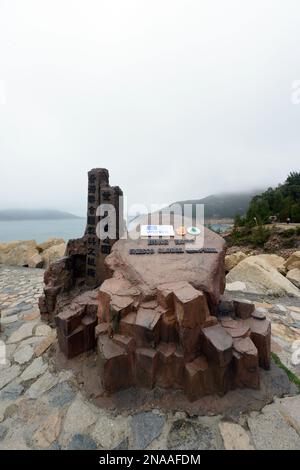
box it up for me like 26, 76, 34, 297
167, 418, 222, 450
248, 404, 300, 450
0, 382, 24, 400
66, 434, 98, 450
131, 412, 165, 450
0, 425, 8, 441
47, 382, 76, 408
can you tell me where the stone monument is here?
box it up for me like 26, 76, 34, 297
39, 168, 271, 401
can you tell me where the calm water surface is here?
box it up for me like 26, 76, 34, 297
0, 219, 86, 243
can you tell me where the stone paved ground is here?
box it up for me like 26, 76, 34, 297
1, 265, 300, 450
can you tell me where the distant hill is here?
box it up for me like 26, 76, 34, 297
169, 190, 263, 220
0, 209, 82, 221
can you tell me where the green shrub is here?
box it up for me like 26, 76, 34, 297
282, 228, 296, 238
271, 352, 300, 393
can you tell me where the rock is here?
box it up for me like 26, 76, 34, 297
252, 307, 267, 320
20, 357, 48, 382
250, 319, 271, 370
284, 251, 300, 271
219, 422, 254, 450
66, 434, 97, 450
0, 381, 24, 400
227, 254, 300, 297
290, 311, 300, 322
233, 299, 255, 319
173, 284, 209, 327
225, 252, 247, 272
37, 238, 65, 252
33, 414, 61, 448
279, 396, 300, 433
7, 322, 36, 343
131, 412, 165, 450
286, 269, 300, 289
0, 424, 8, 441
233, 337, 259, 389
201, 325, 233, 367
184, 356, 211, 401
105, 214, 226, 307
13, 344, 34, 364
22, 310, 40, 322
63, 397, 98, 436
35, 324, 53, 336
0, 401, 15, 422
0, 240, 39, 267
42, 243, 66, 269
135, 347, 158, 388
221, 318, 250, 338
34, 333, 56, 356
247, 404, 300, 450
47, 382, 76, 408
92, 415, 129, 449
273, 304, 287, 313
97, 335, 135, 392
226, 281, 246, 292
0, 365, 21, 390
28, 253, 43, 269
26, 371, 58, 398
167, 418, 222, 450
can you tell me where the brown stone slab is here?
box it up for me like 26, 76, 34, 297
98, 290, 111, 322
95, 322, 110, 338
233, 299, 255, 319
174, 285, 209, 328
221, 317, 250, 339
250, 318, 271, 370
160, 314, 179, 343
233, 337, 259, 389
184, 355, 211, 401
73, 290, 99, 315
97, 335, 134, 392
157, 281, 190, 309
135, 347, 158, 388
201, 324, 233, 367
156, 342, 177, 388
119, 312, 137, 338
135, 307, 161, 330
210, 364, 232, 396
112, 333, 136, 352
56, 305, 86, 336
134, 307, 162, 347
202, 315, 218, 328
57, 324, 85, 359
179, 325, 202, 363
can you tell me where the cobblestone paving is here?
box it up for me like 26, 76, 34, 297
1, 265, 300, 450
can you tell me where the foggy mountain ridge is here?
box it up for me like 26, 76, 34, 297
0, 209, 82, 221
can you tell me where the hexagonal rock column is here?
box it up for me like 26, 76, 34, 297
53, 208, 272, 402
232, 337, 260, 389
56, 290, 98, 358
39, 168, 123, 323
250, 318, 271, 370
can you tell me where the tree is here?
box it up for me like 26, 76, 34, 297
245, 172, 300, 224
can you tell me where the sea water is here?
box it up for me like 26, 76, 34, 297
0, 218, 86, 243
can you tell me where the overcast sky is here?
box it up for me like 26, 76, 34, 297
0, 0, 300, 216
